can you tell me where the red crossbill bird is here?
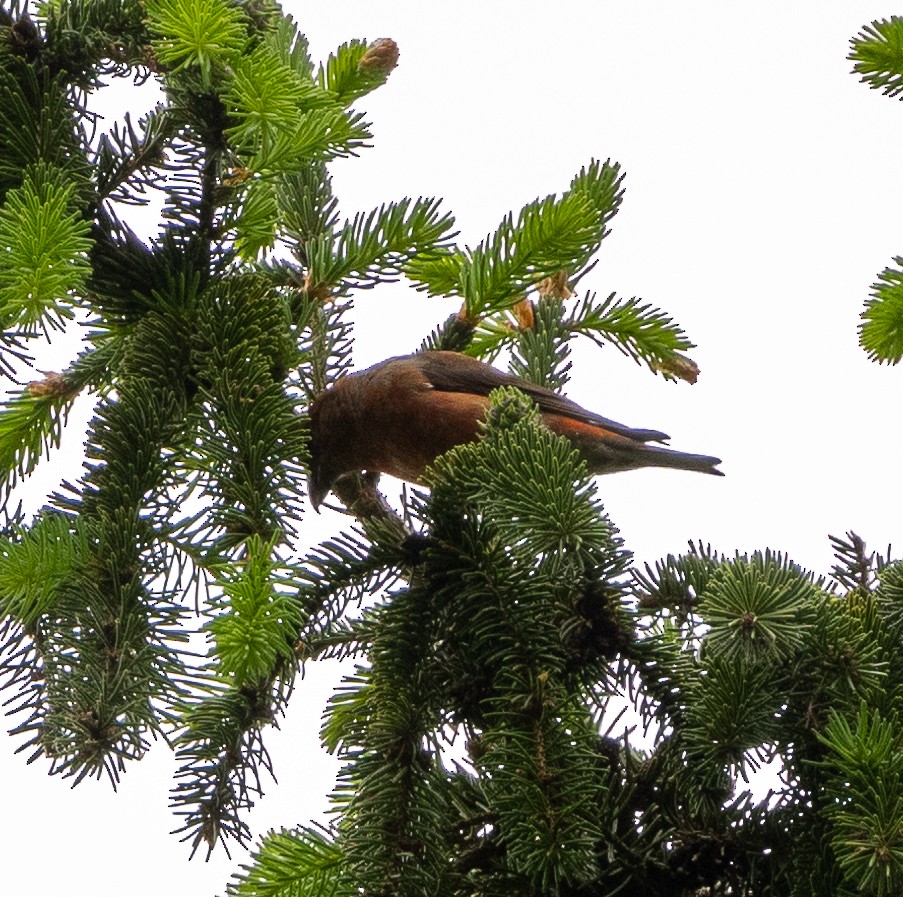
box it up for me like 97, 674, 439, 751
307, 350, 722, 510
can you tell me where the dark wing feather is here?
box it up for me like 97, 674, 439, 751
413, 351, 670, 444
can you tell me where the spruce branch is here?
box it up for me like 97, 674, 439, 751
682, 659, 784, 769
225, 29, 375, 176
875, 562, 903, 636
189, 277, 307, 551
294, 292, 354, 397
698, 551, 819, 662
860, 258, 903, 363
816, 704, 903, 896
39, 0, 152, 85
305, 196, 456, 296
325, 586, 459, 896
5, 301, 199, 785
850, 17, 903, 99
277, 160, 339, 248
206, 535, 303, 688
0, 161, 92, 333
93, 104, 173, 204
404, 248, 468, 298
568, 157, 624, 240
226, 42, 323, 161
799, 594, 889, 726
418, 310, 476, 354
463, 191, 603, 320
632, 540, 723, 613
0, 511, 86, 626
566, 291, 697, 381
263, 13, 314, 82
830, 531, 887, 595
850, 21, 903, 368
508, 296, 573, 391
0, 373, 80, 497
318, 38, 399, 105
0, 57, 92, 193
227, 825, 348, 897
171, 679, 286, 856
145, 0, 249, 86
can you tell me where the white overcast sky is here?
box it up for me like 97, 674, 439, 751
3, 3, 902, 894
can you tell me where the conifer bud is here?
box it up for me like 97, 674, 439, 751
512, 298, 535, 330
359, 38, 399, 76
537, 270, 574, 300
653, 352, 700, 384
27, 372, 78, 400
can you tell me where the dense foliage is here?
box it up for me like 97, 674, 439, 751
1, 3, 901, 895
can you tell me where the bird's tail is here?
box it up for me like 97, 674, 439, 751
637, 443, 724, 476
546, 417, 723, 476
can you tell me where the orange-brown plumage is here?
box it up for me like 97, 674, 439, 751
307, 351, 722, 509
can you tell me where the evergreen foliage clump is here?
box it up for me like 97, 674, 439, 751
1, 4, 901, 895
851, 16, 903, 363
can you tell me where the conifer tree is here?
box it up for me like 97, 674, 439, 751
1, 4, 902, 896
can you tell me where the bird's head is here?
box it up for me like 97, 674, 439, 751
306, 391, 349, 512
307, 462, 330, 513
307, 411, 330, 512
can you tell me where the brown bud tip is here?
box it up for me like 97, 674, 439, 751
537, 270, 574, 300
456, 301, 478, 326
27, 372, 78, 400
512, 297, 535, 330
466, 737, 487, 762
301, 272, 334, 303
222, 166, 252, 187
359, 38, 399, 75
143, 46, 164, 74
653, 352, 700, 384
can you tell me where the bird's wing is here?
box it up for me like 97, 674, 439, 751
414, 351, 670, 444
